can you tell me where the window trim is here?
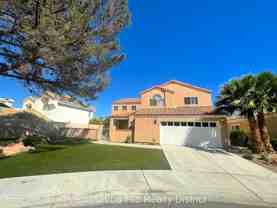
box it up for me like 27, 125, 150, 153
115, 119, 129, 130
150, 94, 165, 107
181, 122, 187, 126
209, 122, 217, 128
167, 121, 173, 126
174, 122, 180, 126
188, 122, 194, 127
122, 105, 127, 111
202, 122, 209, 127
113, 105, 119, 111
184, 97, 198, 105
195, 122, 201, 127
161, 121, 167, 126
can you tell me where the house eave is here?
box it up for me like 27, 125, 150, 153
58, 102, 95, 112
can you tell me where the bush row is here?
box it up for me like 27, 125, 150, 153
230, 129, 249, 147
230, 129, 277, 151
23, 136, 89, 147
0, 137, 19, 147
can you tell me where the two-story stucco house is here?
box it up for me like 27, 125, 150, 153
110, 80, 228, 147
23, 92, 95, 125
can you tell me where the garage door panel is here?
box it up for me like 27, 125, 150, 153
185, 127, 221, 147
160, 123, 222, 147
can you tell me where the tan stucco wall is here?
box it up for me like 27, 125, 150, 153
140, 82, 212, 108
134, 116, 160, 144
111, 82, 212, 117
109, 118, 132, 143
134, 115, 227, 145
109, 82, 220, 144
227, 113, 277, 139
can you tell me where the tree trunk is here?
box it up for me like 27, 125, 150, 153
257, 112, 274, 153
248, 117, 265, 153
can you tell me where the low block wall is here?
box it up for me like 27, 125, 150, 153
62, 124, 103, 140
227, 113, 277, 139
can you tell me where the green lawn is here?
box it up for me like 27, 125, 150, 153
0, 143, 170, 178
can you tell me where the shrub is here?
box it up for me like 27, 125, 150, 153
125, 136, 132, 143
259, 153, 271, 162
0, 112, 61, 139
230, 129, 248, 147
243, 153, 254, 160
89, 117, 104, 125
102, 118, 110, 138
30, 144, 66, 153
49, 137, 89, 145
271, 138, 277, 151
0, 149, 4, 159
0, 137, 19, 147
23, 136, 49, 147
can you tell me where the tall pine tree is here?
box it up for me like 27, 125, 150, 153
0, 0, 130, 99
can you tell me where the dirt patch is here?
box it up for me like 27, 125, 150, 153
2, 142, 29, 156
253, 158, 277, 174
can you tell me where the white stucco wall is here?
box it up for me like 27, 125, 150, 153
23, 98, 93, 125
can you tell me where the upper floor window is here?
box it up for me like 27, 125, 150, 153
43, 103, 55, 111
131, 105, 136, 111
184, 97, 198, 105
150, 94, 165, 106
122, 105, 127, 111
114, 106, 118, 111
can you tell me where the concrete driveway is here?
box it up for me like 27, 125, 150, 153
162, 145, 277, 206
0, 145, 277, 208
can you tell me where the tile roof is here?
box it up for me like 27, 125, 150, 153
113, 98, 141, 104
140, 80, 211, 94
135, 106, 213, 116
24, 94, 95, 112
111, 113, 132, 118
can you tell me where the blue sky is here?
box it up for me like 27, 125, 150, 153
1, 0, 277, 116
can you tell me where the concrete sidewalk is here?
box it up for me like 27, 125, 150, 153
0, 169, 276, 208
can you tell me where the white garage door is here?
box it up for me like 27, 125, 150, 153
160, 121, 222, 147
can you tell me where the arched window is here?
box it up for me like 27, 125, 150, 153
150, 94, 164, 106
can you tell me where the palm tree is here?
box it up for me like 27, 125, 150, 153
215, 75, 266, 153
254, 72, 277, 152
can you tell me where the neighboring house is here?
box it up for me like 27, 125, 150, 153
0, 98, 18, 116
0, 98, 15, 108
110, 80, 228, 147
23, 93, 95, 125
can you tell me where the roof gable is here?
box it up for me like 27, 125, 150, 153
140, 80, 211, 95
113, 98, 141, 104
